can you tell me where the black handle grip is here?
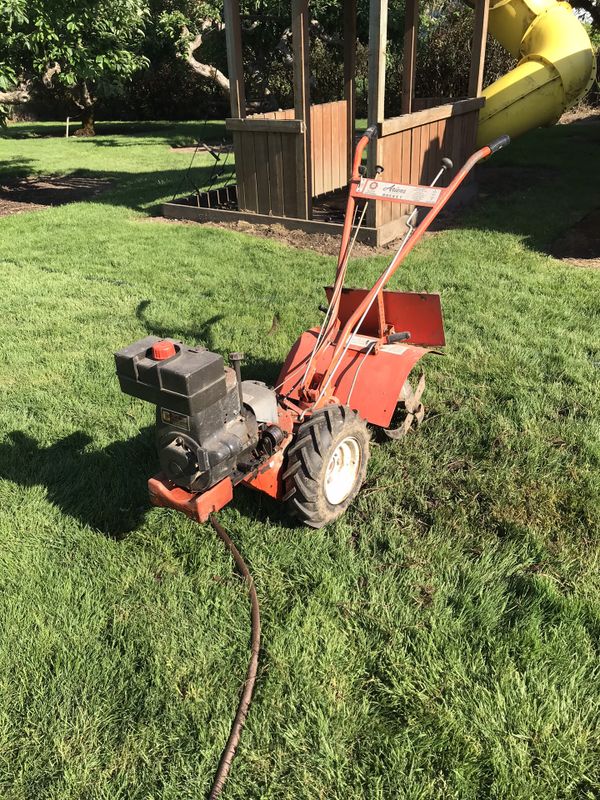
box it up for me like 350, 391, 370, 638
487, 134, 510, 154
364, 125, 378, 141
387, 331, 411, 344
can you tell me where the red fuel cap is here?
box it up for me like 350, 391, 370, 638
151, 340, 177, 360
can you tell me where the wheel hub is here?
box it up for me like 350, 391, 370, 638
324, 435, 361, 505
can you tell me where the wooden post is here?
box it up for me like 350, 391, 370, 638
344, 0, 357, 180
223, 0, 248, 210
223, 0, 246, 118
292, 0, 312, 219
401, 0, 418, 114
368, 0, 388, 227
468, 0, 489, 97
368, 0, 388, 130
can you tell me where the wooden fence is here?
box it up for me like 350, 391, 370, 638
226, 116, 304, 218
371, 97, 485, 230
310, 101, 348, 197
226, 99, 349, 218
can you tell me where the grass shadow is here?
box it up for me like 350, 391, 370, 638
136, 300, 225, 350
1, 120, 228, 143
135, 300, 283, 386
0, 428, 157, 538
0, 158, 36, 181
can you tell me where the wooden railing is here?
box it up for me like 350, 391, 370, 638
250, 101, 349, 198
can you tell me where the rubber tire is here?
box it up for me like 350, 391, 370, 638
283, 405, 370, 529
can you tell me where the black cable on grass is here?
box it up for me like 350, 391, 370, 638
207, 514, 261, 800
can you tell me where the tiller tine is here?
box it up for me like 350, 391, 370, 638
383, 372, 426, 440
403, 371, 425, 414
383, 412, 415, 440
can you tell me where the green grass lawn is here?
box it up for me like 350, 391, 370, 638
0, 118, 598, 800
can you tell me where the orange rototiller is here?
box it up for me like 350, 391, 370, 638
115, 128, 510, 529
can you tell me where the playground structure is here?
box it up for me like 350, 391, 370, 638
162, 0, 596, 246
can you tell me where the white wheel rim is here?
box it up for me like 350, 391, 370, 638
324, 436, 361, 506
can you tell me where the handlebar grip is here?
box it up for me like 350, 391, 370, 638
364, 125, 378, 141
487, 134, 510, 154
387, 331, 411, 344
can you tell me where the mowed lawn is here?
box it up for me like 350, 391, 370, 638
0, 119, 598, 800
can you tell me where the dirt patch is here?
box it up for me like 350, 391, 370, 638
0, 175, 111, 217
148, 215, 407, 256
551, 209, 600, 268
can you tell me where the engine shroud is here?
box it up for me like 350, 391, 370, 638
115, 336, 259, 492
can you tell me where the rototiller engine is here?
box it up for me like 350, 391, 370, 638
116, 129, 510, 528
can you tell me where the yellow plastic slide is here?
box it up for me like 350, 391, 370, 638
476, 0, 597, 145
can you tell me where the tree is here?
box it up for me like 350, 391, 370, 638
0, 0, 150, 134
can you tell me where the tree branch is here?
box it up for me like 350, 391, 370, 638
80, 81, 94, 108
42, 61, 61, 88
0, 88, 30, 104
182, 24, 230, 96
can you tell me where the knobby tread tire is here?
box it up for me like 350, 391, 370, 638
283, 405, 370, 528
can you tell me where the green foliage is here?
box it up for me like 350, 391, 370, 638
0, 0, 529, 124
0, 0, 150, 116
415, 3, 516, 102
587, 21, 600, 48
37, 0, 148, 93
0, 62, 17, 122
0, 0, 28, 123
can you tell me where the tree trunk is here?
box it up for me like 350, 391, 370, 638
75, 105, 95, 136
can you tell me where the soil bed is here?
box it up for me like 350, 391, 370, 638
0, 175, 111, 217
